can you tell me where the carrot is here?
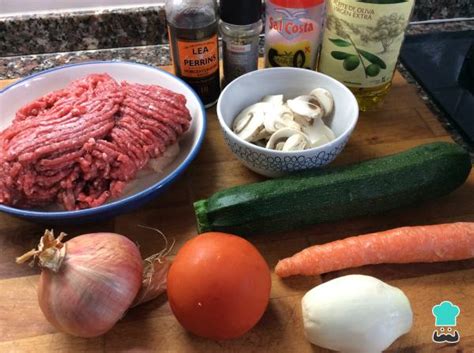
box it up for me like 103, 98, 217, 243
275, 222, 474, 277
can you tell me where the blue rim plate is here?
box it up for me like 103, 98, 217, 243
0, 61, 206, 222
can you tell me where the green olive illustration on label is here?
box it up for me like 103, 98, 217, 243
329, 37, 387, 77
359, 50, 387, 69
343, 55, 360, 71
365, 63, 381, 77
331, 51, 351, 60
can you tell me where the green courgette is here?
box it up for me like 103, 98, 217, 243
194, 142, 472, 235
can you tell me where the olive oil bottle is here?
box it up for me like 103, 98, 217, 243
318, 0, 415, 111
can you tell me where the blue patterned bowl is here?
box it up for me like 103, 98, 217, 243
217, 68, 359, 177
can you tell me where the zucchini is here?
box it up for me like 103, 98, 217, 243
194, 142, 472, 235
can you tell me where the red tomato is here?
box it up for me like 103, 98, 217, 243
167, 232, 271, 340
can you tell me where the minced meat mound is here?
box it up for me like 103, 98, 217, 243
0, 73, 192, 210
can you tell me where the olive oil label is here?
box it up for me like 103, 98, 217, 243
176, 34, 219, 78
318, 0, 414, 88
264, 0, 325, 69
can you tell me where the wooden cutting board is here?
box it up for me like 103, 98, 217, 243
0, 67, 473, 353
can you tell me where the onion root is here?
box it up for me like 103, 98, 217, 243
16, 229, 67, 272
132, 226, 175, 307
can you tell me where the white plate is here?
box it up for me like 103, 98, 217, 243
0, 61, 206, 222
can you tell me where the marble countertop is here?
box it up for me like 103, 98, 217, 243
1, 1, 472, 57
1, 20, 473, 157
2, 21, 473, 80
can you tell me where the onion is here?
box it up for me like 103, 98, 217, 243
131, 227, 174, 307
17, 229, 170, 337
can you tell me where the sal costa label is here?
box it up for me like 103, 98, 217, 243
264, 0, 325, 70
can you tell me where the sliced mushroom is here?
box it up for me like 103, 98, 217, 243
282, 133, 310, 151
275, 141, 285, 151
294, 114, 312, 127
312, 116, 336, 141
255, 126, 271, 141
322, 124, 336, 140
254, 139, 267, 148
262, 94, 284, 105
264, 104, 299, 133
303, 118, 335, 147
232, 103, 269, 142
287, 95, 324, 119
266, 128, 310, 151
310, 88, 334, 118
309, 134, 331, 148
232, 88, 336, 151
233, 111, 253, 134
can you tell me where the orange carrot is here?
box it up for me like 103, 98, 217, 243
275, 222, 474, 277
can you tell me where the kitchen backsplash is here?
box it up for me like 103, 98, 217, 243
0, 7, 168, 57
0, 0, 473, 57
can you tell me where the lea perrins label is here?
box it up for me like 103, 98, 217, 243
177, 35, 219, 78
318, 0, 414, 88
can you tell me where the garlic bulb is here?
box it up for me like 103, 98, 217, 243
302, 275, 413, 353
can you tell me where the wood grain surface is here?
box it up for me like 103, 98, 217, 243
0, 67, 473, 353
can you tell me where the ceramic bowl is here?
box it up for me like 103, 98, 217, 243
0, 61, 206, 223
217, 67, 359, 177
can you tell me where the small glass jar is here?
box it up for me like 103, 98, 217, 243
219, 19, 263, 86
218, 0, 263, 86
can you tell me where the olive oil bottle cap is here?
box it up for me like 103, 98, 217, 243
220, 0, 262, 25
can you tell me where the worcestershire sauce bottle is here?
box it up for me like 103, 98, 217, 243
166, 0, 220, 108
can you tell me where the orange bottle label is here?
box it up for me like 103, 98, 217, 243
177, 35, 219, 78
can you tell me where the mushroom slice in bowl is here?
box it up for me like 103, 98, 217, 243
303, 118, 336, 147
266, 128, 311, 151
261, 94, 284, 105
232, 102, 269, 142
264, 104, 300, 133
309, 88, 334, 118
287, 95, 324, 120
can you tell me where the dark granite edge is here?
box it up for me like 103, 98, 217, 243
2, 0, 472, 22
0, 6, 168, 57
2, 1, 474, 57
0, 44, 172, 80
3, 20, 472, 79
0, 5, 164, 21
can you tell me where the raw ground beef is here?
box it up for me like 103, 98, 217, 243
0, 74, 191, 210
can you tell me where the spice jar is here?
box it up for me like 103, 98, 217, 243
219, 0, 263, 86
